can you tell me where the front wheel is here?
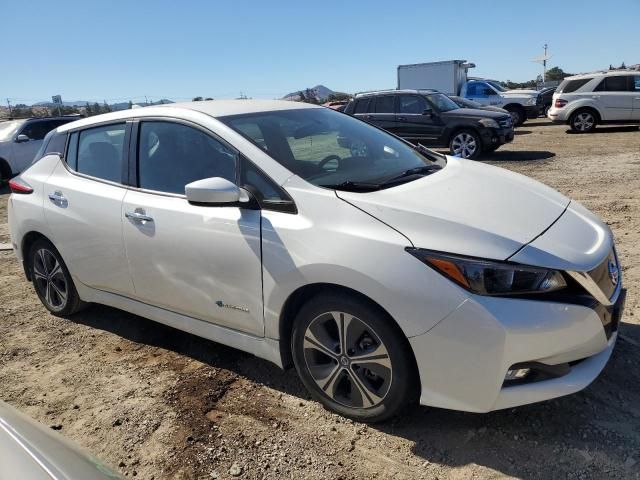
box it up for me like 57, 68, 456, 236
449, 130, 482, 159
505, 106, 525, 126
30, 239, 86, 316
292, 294, 416, 423
570, 110, 597, 133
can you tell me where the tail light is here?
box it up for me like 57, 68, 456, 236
554, 99, 568, 108
8, 177, 33, 194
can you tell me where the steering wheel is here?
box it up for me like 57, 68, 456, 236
318, 154, 341, 170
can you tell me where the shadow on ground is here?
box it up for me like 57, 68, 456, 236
69, 304, 640, 479
566, 126, 640, 135
481, 150, 556, 162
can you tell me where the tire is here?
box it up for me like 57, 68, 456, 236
0, 159, 11, 185
449, 129, 482, 159
29, 239, 86, 316
569, 109, 597, 133
291, 293, 416, 423
505, 106, 525, 126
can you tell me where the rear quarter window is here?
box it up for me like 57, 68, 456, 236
557, 78, 593, 93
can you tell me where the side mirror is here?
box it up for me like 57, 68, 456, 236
185, 177, 242, 205
15, 134, 30, 143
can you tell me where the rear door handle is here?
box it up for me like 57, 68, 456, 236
125, 209, 154, 223
48, 191, 67, 207
396, 116, 407, 121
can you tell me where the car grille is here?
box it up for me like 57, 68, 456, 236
498, 117, 513, 128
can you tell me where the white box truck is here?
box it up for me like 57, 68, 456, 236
397, 60, 541, 125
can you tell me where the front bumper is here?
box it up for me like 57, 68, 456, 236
409, 289, 623, 413
480, 127, 514, 148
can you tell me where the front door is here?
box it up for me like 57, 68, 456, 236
43, 122, 133, 294
632, 75, 640, 120
122, 120, 264, 336
395, 94, 442, 145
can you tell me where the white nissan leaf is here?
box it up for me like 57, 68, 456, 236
7, 101, 625, 422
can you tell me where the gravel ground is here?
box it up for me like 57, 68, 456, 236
1, 119, 639, 480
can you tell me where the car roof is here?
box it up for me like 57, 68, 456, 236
564, 70, 637, 80
57, 100, 321, 133
354, 89, 438, 98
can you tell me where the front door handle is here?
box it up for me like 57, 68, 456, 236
396, 116, 406, 121
125, 209, 154, 223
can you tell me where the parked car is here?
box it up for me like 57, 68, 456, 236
548, 70, 640, 132
0, 116, 80, 182
0, 400, 122, 479
397, 60, 541, 125
448, 95, 509, 114
343, 89, 513, 159
323, 100, 350, 112
9, 101, 624, 422
537, 86, 557, 117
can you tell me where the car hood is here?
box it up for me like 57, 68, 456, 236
336, 157, 570, 261
504, 88, 539, 97
442, 108, 509, 120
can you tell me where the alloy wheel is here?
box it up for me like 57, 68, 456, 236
302, 311, 392, 409
33, 248, 68, 310
451, 132, 478, 158
573, 112, 595, 131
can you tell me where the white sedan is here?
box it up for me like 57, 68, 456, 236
7, 100, 624, 422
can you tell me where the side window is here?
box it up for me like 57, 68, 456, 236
634, 76, 640, 92
138, 121, 237, 195
398, 95, 427, 114
77, 124, 126, 183
466, 83, 479, 96
596, 76, 630, 92
374, 96, 394, 113
354, 99, 370, 114
20, 121, 52, 141
240, 156, 295, 212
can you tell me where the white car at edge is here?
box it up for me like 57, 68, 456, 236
7, 100, 625, 422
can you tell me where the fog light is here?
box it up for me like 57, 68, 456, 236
505, 368, 530, 381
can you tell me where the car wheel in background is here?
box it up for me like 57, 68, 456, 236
570, 110, 597, 133
292, 293, 416, 423
504, 106, 525, 126
449, 130, 482, 159
29, 239, 86, 316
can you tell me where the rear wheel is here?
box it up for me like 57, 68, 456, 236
570, 110, 597, 132
449, 130, 482, 159
292, 293, 416, 423
29, 239, 86, 316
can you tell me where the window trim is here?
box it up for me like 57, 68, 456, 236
239, 154, 297, 214
62, 120, 132, 189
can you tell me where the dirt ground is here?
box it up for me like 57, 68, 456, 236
1, 119, 639, 480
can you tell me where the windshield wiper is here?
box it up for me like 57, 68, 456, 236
379, 165, 442, 186
319, 181, 382, 192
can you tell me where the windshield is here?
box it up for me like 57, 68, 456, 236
425, 93, 459, 112
220, 108, 445, 190
0, 120, 24, 141
485, 81, 507, 92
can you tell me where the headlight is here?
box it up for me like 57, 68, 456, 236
406, 249, 567, 296
478, 118, 499, 128
526, 97, 536, 106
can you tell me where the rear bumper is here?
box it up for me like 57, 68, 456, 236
409, 291, 621, 413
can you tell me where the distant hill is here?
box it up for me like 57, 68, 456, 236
282, 85, 336, 102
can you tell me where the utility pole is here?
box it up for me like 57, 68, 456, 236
542, 43, 548, 82
6, 98, 13, 118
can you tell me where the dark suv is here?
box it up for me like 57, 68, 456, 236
344, 90, 514, 159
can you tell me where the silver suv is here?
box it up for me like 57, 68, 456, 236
548, 70, 640, 132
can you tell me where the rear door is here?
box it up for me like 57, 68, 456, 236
593, 75, 634, 120
43, 121, 133, 295
353, 96, 397, 134
395, 94, 442, 145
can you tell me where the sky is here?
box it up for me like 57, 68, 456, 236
2, 0, 639, 104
